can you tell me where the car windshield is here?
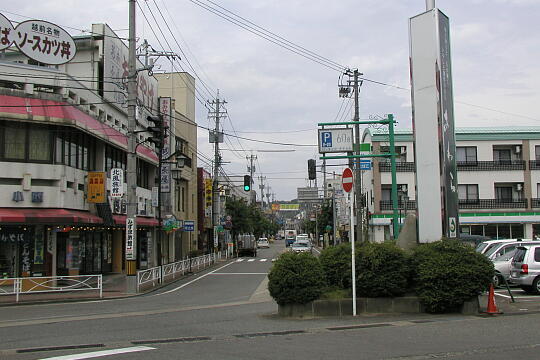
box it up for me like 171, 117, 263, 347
475, 243, 489, 253
513, 248, 527, 263
493, 248, 516, 262
293, 243, 308, 247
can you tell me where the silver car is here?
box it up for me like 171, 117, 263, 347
510, 245, 540, 294
290, 240, 312, 254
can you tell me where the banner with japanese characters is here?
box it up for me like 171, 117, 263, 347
0, 13, 14, 51
110, 168, 124, 198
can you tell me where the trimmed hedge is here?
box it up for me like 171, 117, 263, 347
268, 252, 326, 305
411, 239, 494, 313
355, 242, 409, 297
319, 243, 352, 289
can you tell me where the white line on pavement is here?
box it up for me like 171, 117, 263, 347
39, 346, 155, 360
260, 259, 268, 262
236, 259, 245, 262
312, 247, 321, 254
247, 259, 255, 262
210, 273, 268, 275
155, 261, 236, 296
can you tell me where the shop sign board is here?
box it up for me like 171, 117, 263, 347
87, 172, 106, 203
318, 128, 353, 153
110, 168, 124, 198
159, 97, 172, 193
151, 186, 159, 207
125, 218, 136, 260
14, 19, 76, 65
0, 13, 14, 51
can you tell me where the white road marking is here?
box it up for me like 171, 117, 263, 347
39, 346, 155, 360
210, 273, 268, 275
260, 259, 268, 262
155, 261, 236, 295
236, 259, 245, 262
312, 247, 321, 254
247, 259, 255, 262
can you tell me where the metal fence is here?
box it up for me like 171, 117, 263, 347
0, 275, 102, 302
136, 251, 229, 292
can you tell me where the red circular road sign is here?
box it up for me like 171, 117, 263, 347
342, 167, 353, 193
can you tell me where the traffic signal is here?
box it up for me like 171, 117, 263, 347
243, 175, 251, 191
308, 159, 316, 180
146, 115, 166, 149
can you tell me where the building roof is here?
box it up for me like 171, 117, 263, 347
364, 127, 540, 142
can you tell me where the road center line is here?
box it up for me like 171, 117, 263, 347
156, 260, 237, 296
38, 346, 155, 360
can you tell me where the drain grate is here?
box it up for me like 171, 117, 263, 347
326, 323, 393, 331
17, 344, 105, 353
234, 330, 306, 338
132, 336, 212, 345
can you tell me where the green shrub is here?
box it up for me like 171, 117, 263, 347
268, 252, 326, 305
355, 242, 409, 297
411, 239, 494, 313
320, 243, 352, 289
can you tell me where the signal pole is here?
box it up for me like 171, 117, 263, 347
352, 69, 363, 244
209, 92, 226, 250
259, 176, 266, 207
126, 0, 137, 289
246, 153, 257, 203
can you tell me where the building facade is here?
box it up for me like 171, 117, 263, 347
363, 127, 540, 243
0, 24, 162, 278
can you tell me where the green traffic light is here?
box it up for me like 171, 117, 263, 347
244, 185, 250, 191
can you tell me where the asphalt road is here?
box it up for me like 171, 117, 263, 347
2, 240, 540, 360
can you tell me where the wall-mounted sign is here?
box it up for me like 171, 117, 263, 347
0, 13, 14, 51
125, 218, 136, 260
13, 19, 76, 65
31, 192, 44, 203
318, 128, 353, 153
87, 172, 106, 203
110, 168, 124, 198
183, 221, 195, 232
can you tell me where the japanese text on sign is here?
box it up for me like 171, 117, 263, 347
110, 168, 124, 198
87, 172, 106, 203
125, 218, 136, 260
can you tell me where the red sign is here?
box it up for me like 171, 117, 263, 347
342, 168, 353, 193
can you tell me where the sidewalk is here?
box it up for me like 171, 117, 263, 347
0, 257, 231, 306
478, 289, 540, 316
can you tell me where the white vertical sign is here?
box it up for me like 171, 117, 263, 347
126, 218, 136, 260
151, 186, 159, 207
110, 168, 124, 198
159, 97, 172, 193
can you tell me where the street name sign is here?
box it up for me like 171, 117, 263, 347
318, 128, 353, 153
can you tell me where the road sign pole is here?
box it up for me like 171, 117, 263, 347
388, 114, 400, 239
350, 186, 356, 316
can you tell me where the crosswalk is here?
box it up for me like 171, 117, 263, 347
235, 258, 275, 262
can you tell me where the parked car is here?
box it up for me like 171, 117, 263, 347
509, 245, 540, 294
290, 240, 312, 254
492, 249, 518, 287
484, 239, 535, 261
257, 238, 270, 249
476, 239, 522, 255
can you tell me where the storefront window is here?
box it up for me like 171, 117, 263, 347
4, 123, 26, 160
498, 224, 511, 239
511, 224, 524, 239
29, 127, 51, 162
0, 227, 33, 278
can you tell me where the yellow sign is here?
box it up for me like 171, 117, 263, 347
87, 172, 106, 203
272, 203, 280, 211
279, 204, 300, 211
205, 179, 213, 208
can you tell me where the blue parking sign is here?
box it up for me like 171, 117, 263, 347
321, 132, 332, 147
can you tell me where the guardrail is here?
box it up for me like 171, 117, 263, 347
0, 275, 102, 302
136, 251, 230, 293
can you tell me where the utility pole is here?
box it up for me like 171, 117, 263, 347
126, 0, 137, 290
259, 176, 266, 207
209, 92, 226, 251
246, 154, 257, 203
352, 69, 363, 243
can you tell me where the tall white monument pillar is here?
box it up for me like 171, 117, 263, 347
409, 4, 459, 243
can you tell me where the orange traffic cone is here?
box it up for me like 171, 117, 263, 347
485, 283, 502, 315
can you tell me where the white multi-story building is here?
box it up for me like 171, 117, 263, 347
363, 127, 540, 243
0, 24, 163, 278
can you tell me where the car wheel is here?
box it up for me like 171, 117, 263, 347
532, 277, 540, 295
493, 274, 502, 288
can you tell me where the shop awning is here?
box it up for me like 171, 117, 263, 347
0, 208, 103, 224
112, 215, 159, 227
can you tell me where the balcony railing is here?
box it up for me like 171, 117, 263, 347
380, 200, 417, 211
458, 198, 528, 209
457, 160, 525, 171
529, 160, 540, 170
531, 198, 540, 208
378, 162, 415, 172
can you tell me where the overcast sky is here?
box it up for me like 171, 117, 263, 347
2, 0, 539, 200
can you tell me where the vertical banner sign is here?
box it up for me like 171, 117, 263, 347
204, 179, 213, 216
159, 97, 172, 193
110, 168, 124, 198
437, 11, 459, 238
125, 218, 136, 260
87, 172, 106, 203
151, 186, 159, 207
